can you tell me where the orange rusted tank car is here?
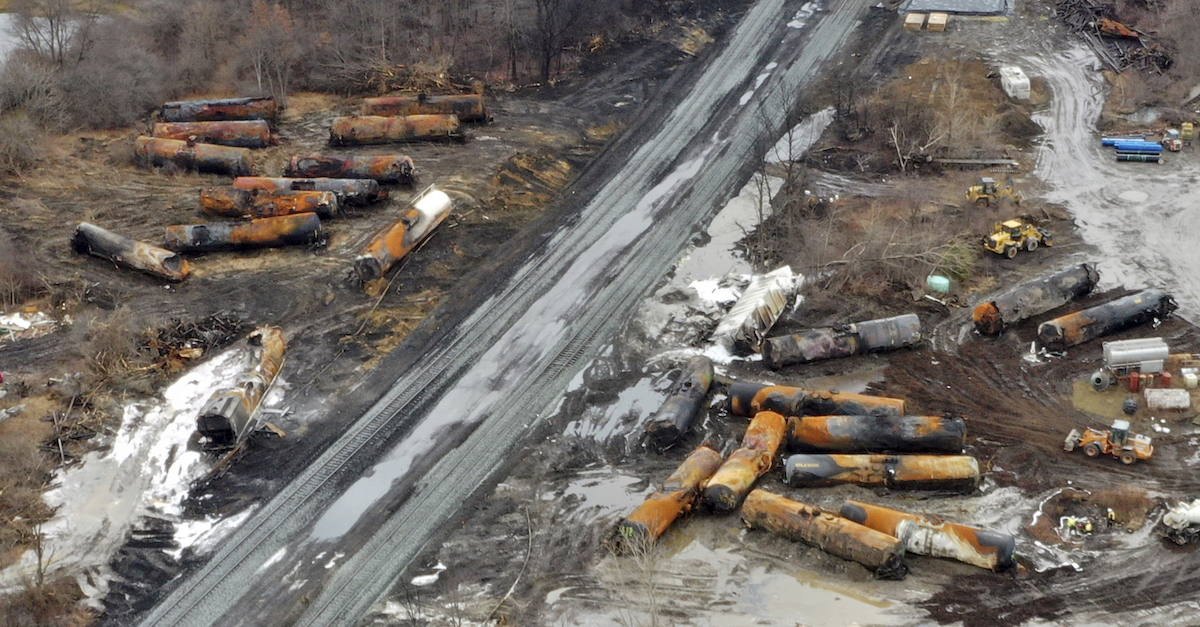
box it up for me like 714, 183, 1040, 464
615, 445, 723, 549
354, 186, 453, 283
72, 222, 191, 282
1036, 289, 1177, 352
152, 120, 272, 149
160, 96, 280, 124
285, 155, 416, 185
742, 490, 908, 579
233, 177, 385, 206
362, 93, 489, 123
973, 263, 1099, 335
786, 414, 966, 454
839, 499, 1016, 571
196, 326, 286, 446
784, 454, 980, 492
728, 382, 906, 417
702, 411, 786, 512
135, 136, 253, 176
644, 356, 714, 451
329, 114, 462, 145
164, 213, 324, 253
199, 187, 338, 219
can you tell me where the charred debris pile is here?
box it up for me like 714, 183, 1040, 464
612, 260, 1190, 578
1055, 0, 1171, 73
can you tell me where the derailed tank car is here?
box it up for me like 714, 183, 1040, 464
839, 499, 1016, 570
729, 382, 906, 417
196, 327, 286, 446
644, 356, 714, 450
1036, 289, 1177, 352
615, 445, 723, 549
164, 213, 324, 253
973, 263, 1099, 335
763, 314, 921, 370
786, 414, 966, 454
286, 155, 416, 185
784, 454, 980, 492
742, 490, 907, 579
72, 222, 191, 282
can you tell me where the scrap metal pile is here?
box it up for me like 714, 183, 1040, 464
78, 92, 489, 285
1056, 0, 1171, 72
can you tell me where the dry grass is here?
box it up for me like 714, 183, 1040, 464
1092, 485, 1154, 530
0, 574, 93, 627
0, 398, 55, 569
489, 149, 572, 212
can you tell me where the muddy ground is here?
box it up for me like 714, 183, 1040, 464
3, 0, 1200, 624
359, 7, 1200, 627
0, 1, 761, 622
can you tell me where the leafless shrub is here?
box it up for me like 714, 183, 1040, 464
81, 310, 144, 384
0, 112, 44, 177
57, 25, 167, 129
1092, 485, 1153, 530
0, 54, 68, 128
0, 230, 39, 307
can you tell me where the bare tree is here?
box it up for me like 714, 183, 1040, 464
534, 0, 582, 81
9, 0, 101, 66
239, 1, 301, 103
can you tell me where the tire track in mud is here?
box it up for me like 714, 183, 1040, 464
137, 1, 872, 626
1025, 43, 1200, 321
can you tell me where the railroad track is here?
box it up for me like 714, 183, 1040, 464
138, 0, 872, 625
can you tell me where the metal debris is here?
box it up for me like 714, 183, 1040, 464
711, 266, 797, 353
1056, 0, 1171, 72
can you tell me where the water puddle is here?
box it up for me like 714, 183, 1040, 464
805, 365, 887, 394
551, 468, 652, 525
767, 106, 835, 164
675, 174, 784, 281
563, 375, 666, 443
1118, 190, 1149, 203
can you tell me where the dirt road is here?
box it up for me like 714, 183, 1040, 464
134, 0, 873, 625
1027, 43, 1200, 321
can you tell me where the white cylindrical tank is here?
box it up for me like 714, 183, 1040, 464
1163, 499, 1200, 530
1103, 337, 1169, 370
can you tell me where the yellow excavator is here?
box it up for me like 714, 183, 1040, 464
966, 177, 1022, 207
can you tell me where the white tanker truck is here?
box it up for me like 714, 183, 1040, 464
1160, 499, 1200, 544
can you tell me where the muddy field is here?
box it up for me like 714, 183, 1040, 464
3, 0, 1200, 624
359, 7, 1200, 627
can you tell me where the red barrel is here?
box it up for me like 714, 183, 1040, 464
1161, 372, 1173, 388
1128, 373, 1140, 392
